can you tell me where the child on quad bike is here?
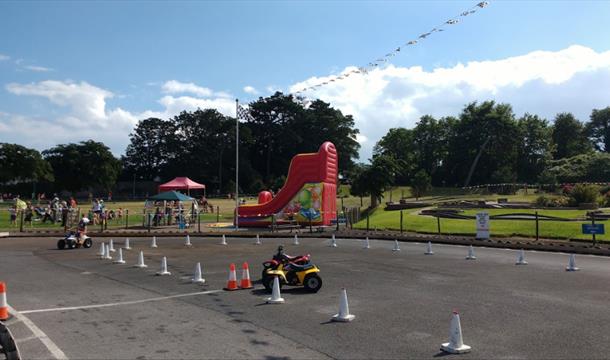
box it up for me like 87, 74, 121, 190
75, 216, 90, 243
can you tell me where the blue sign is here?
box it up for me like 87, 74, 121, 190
331, 218, 347, 224
582, 224, 605, 235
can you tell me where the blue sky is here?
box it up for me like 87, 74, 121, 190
1, 1, 610, 160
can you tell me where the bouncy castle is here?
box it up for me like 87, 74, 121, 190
237, 142, 338, 227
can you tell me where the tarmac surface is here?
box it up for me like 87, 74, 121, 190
1, 234, 610, 359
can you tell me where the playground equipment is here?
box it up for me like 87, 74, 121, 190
237, 142, 338, 227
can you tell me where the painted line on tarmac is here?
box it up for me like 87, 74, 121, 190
8, 305, 68, 360
19, 289, 223, 315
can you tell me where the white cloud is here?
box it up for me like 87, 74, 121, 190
243, 85, 259, 95
290, 45, 610, 161
24, 65, 53, 72
162, 80, 213, 97
0, 54, 9, 61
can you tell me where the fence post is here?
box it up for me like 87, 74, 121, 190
125, 209, 129, 229
400, 210, 403, 234
591, 213, 597, 245
437, 216, 441, 236
216, 206, 220, 223
100, 215, 104, 233
366, 212, 370, 233
198, 209, 201, 233
19, 210, 24, 233
147, 212, 151, 233
535, 211, 539, 241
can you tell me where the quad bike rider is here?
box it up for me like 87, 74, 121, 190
262, 245, 322, 293
57, 216, 93, 249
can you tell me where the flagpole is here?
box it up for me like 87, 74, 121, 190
235, 99, 239, 229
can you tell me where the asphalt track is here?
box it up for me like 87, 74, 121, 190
1, 234, 610, 359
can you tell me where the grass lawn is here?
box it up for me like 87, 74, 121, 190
353, 207, 609, 242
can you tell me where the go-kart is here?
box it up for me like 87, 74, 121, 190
262, 248, 322, 293
57, 232, 92, 250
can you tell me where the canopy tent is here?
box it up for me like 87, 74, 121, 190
147, 190, 194, 202
158, 177, 205, 196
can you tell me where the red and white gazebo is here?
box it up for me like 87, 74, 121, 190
158, 177, 205, 196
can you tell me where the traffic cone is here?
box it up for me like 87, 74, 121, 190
185, 234, 192, 247
363, 237, 370, 249
466, 245, 476, 260
240, 262, 254, 289
224, 263, 238, 290
254, 234, 261, 245
425, 241, 434, 255
108, 239, 116, 252
0, 282, 9, 321
330, 234, 337, 247
192, 262, 205, 284
266, 276, 284, 304
566, 254, 579, 271
113, 248, 126, 264
516, 249, 528, 265
392, 240, 401, 252
156, 256, 171, 276
331, 288, 355, 322
440, 311, 471, 354
99, 242, 106, 258
103, 243, 112, 260
134, 251, 147, 268
151, 236, 158, 248
124, 238, 131, 250
293, 234, 299, 245
220, 235, 228, 246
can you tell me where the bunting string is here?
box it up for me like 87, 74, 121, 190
292, 1, 490, 96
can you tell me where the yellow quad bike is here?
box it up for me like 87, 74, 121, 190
262, 257, 322, 293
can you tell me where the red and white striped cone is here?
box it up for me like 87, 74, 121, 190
224, 263, 238, 290
240, 262, 254, 289
0, 282, 9, 321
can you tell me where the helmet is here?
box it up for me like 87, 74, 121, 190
82, 217, 90, 224
277, 245, 284, 252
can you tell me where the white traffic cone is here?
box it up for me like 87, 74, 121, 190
156, 256, 171, 276
103, 243, 112, 260
330, 234, 337, 247
185, 234, 192, 247
220, 234, 227, 245
151, 236, 158, 248
392, 240, 401, 252
516, 249, 528, 265
466, 245, 476, 260
192, 262, 205, 284
440, 311, 471, 354
293, 234, 299, 245
113, 248, 126, 264
134, 251, 147, 268
566, 254, 579, 271
254, 234, 261, 245
425, 241, 434, 255
108, 239, 116, 252
266, 276, 285, 304
364, 237, 370, 249
99, 242, 106, 258
124, 238, 131, 250
331, 288, 355, 322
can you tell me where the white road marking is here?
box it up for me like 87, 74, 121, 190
8, 305, 68, 360
19, 289, 223, 314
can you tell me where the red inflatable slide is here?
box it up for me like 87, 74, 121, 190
237, 142, 338, 227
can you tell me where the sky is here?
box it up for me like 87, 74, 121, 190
1, 0, 610, 162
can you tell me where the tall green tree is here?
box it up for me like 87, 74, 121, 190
585, 107, 610, 152
123, 118, 177, 180
0, 143, 53, 184
373, 128, 415, 185
411, 169, 431, 200
350, 154, 399, 208
516, 114, 553, 183
43, 140, 120, 192
412, 115, 454, 185
551, 112, 592, 159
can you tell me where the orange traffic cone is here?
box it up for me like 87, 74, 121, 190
240, 262, 254, 289
0, 282, 9, 321
224, 263, 239, 291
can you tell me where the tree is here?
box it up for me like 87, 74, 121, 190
412, 115, 453, 184
516, 114, 553, 183
373, 128, 415, 185
552, 112, 592, 159
123, 118, 178, 180
411, 170, 431, 200
43, 140, 121, 192
350, 155, 398, 208
0, 143, 53, 184
586, 107, 610, 152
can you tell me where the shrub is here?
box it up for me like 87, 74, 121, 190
534, 195, 570, 207
568, 184, 602, 206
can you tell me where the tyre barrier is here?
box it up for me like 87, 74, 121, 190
0, 322, 20, 360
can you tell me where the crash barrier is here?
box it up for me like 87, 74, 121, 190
0, 321, 20, 360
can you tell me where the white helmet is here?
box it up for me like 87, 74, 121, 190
82, 217, 90, 224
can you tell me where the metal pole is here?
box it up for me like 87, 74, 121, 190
591, 213, 597, 245
535, 211, 539, 241
400, 210, 403, 234
235, 99, 240, 230
198, 209, 201, 233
